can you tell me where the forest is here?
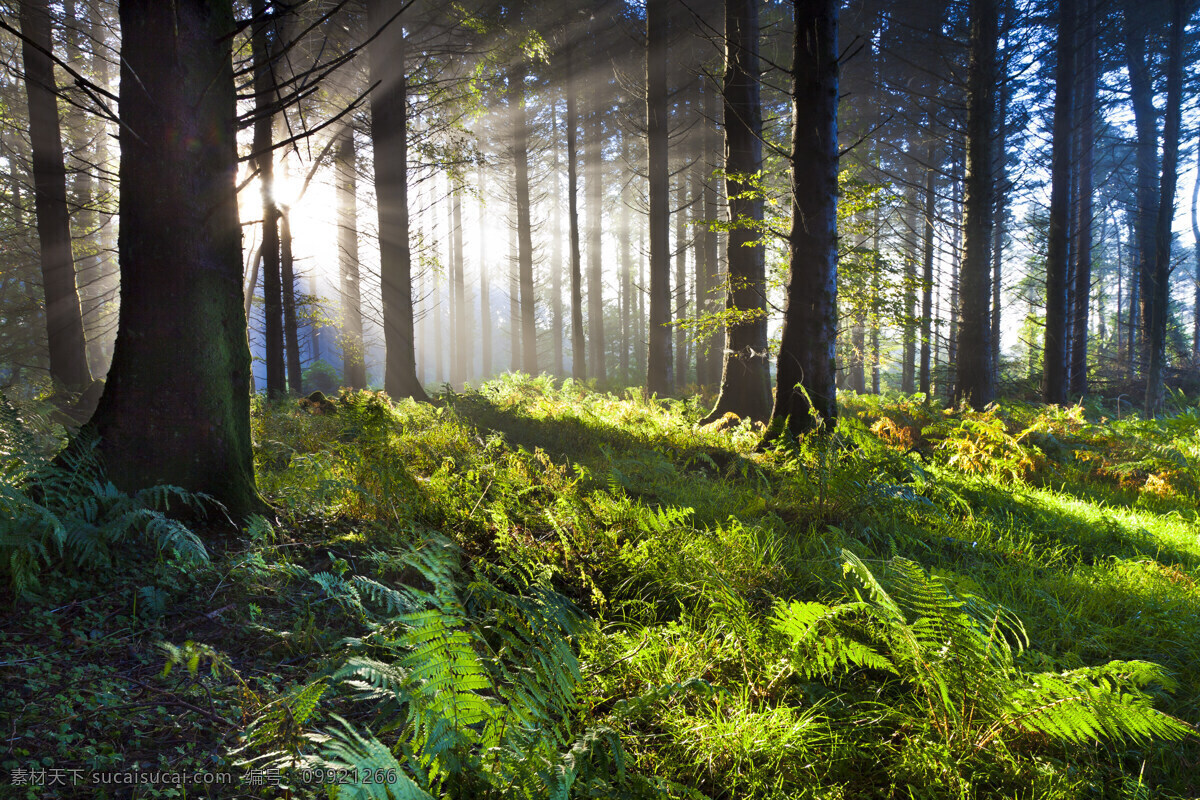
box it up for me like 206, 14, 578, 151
2, 0, 1200, 797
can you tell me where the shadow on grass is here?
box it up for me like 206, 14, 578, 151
447, 391, 760, 490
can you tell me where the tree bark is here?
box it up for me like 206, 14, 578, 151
550, 99, 565, 378
566, 48, 586, 381
585, 50, 606, 383
646, 0, 673, 396
1192, 133, 1200, 361
706, 0, 772, 423
1123, 0, 1160, 378
250, 0, 285, 399
955, 0, 998, 409
479, 160, 492, 379
509, 63, 537, 375
336, 125, 367, 389
19, 0, 91, 390
902, 182, 918, 394
991, 68, 1009, 390
87, 0, 262, 517
1043, 0, 1074, 406
280, 205, 303, 393
1144, 0, 1186, 416
63, 0, 102, 378
1069, 0, 1095, 396
766, 0, 838, 438
368, 0, 426, 401
701, 75, 723, 389
621, 130, 633, 381
452, 184, 467, 386
674, 172, 689, 386
919, 152, 936, 396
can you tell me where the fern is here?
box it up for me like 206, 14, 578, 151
0, 433, 211, 596
773, 550, 1194, 754
240, 536, 629, 798
302, 716, 432, 800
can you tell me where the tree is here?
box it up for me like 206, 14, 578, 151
1122, 0, 1159, 381
1144, 0, 1187, 415
18, 0, 91, 391
336, 125, 367, 389
585, 28, 607, 383
85, 0, 262, 517
954, 0, 998, 409
766, 0, 838, 437
646, 0, 673, 396
367, 0, 427, 402
1043, 0, 1075, 406
1069, 0, 1096, 395
565, 47, 586, 382
706, 0, 771, 424
509, 62, 537, 374
251, 0, 286, 398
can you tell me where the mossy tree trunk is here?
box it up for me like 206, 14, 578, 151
87, 0, 263, 518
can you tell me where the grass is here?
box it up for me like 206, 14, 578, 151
1, 375, 1198, 798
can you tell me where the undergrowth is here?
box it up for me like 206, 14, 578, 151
2, 377, 1199, 798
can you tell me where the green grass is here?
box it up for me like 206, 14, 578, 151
2, 376, 1199, 798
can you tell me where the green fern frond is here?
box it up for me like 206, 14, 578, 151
310, 716, 432, 800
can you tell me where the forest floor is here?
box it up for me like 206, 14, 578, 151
2, 375, 1200, 799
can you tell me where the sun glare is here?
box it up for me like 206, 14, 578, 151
239, 155, 342, 299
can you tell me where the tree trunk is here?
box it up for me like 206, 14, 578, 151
509, 192, 520, 373
1127, 218, 1138, 377
1144, 0, 1186, 416
637, 229, 647, 380
991, 68, 1009, 390
337, 126, 367, 389
902, 182, 919, 394
566, 48, 586, 381
509, 63, 537, 374
63, 0, 102, 378
701, 74, 723, 389
674, 172, 689, 386
955, 0, 997, 409
452, 184, 467, 386
251, 0, 284, 399
87, 0, 262, 516
1043, 0, 1074, 406
585, 56, 606, 383
550, 99, 564, 378
479, 161, 492, 379
1192, 135, 1200, 361
646, 0, 673, 396
919, 152, 936, 396
706, 0, 772, 422
88, 0, 118, 374
767, 0, 838, 438
19, 0, 91, 390
1069, 1, 1095, 396
621, 131, 633, 381
1123, 0, 1160, 378
368, 0, 426, 401
281, 206, 303, 393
